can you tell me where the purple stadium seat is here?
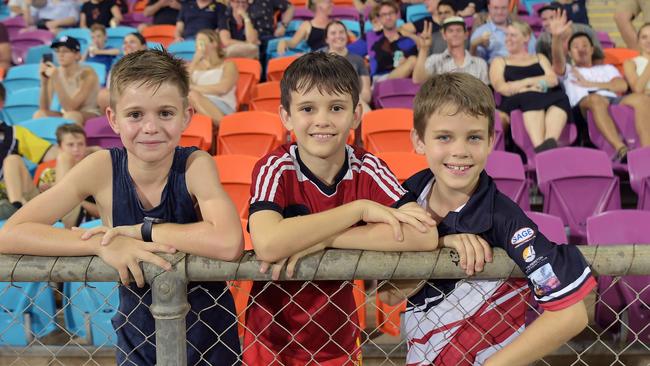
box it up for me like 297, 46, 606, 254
84, 116, 123, 149
293, 8, 314, 21
485, 151, 529, 210
587, 210, 650, 344
331, 6, 360, 21
587, 105, 640, 170
518, 15, 542, 33
536, 147, 621, 244
510, 109, 577, 171
628, 147, 650, 210
372, 78, 420, 109
121, 13, 153, 28
596, 31, 615, 49
1, 16, 26, 40
11, 30, 54, 64
493, 111, 505, 151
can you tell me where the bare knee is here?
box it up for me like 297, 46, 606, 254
581, 94, 609, 112
623, 92, 650, 109
56, 150, 75, 166
33, 109, 49, 119
2, 154, 23, 169
62, 111, 84, 126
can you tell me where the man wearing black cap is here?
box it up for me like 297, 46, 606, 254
413, 16, 488, 84
34, 36, 101, 126
536, 3, 602, 63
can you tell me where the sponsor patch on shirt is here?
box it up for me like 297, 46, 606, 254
530, 263, 561, 297
511, 227, 536, 247
523, 246, 536, 263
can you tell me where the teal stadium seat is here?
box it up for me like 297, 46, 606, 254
106, 26, 137, 50
168, 40, 195, 61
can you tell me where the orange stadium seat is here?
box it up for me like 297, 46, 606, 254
361, 108, 413, 154
376, 296, 406, 336
375, 152, 428, 183
180, 114, 212, 151
213, 154, 258, 219
228, 58, 261, 109
229, 278, 253, 337
603, 48, 639, 75
217, 111, 286, 157
142, 25, 176, 48
352, 280, 367, 330
289, 0, 306, 6
249, 81, 281, 114
266, 55, 299, 81
132, 0, 147, 12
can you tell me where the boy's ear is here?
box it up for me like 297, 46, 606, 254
351, 102, 363, 130
106, 106, 119, 134
411, 129, 425, 155
183, 105, 194, 132
278, 104, 293, 131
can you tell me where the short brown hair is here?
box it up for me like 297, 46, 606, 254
90, 23, 106, 35
413, 73, 494, 138
109, 49, 189, 109
280, 52, 360, 113
56, 123, 86, 145
376, 0, 399, 15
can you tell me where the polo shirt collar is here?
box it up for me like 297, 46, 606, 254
294, 145, 350, 196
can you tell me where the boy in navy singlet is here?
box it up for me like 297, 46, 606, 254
244, 52, 439, 366
0, 49, 244, 365
380, 73, 596, 366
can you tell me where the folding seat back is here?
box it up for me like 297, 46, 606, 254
587, 105, 640, 165
83, 61, 107, 86
3, 64, 41, 92
0, 282, 57, 345
168, 40, 195, 61
141, 24, 176, 48
493, 111, 505, 151
120, 12, 153, 28
596, 31, 615, 48
63, 280, 119, 346
340, 19, 361, 38
587, 210, 650, 344
58, 28, 92, 54
265, 38, 308, 60
524, 211, 567, 244
213, 155, 258, 218
4, 87, 40, 125
11, 29, 53, 64
266, 55, 300, 81
603, 48, 639, 74
84, 116, 123, 148
361, 108, 413, 154
19, 117, 72, 144
536, 147, 620, 244
628, 147, 650, 210
331, 6, 360, 21
406, 3, 429, 23
217, 111, 285, 157
25, 44, 53, 64
292, 8, 313, 21
372, 78, 420, 109
2, 15, 26, 40
229, 58, 261, 108
106, 26, 137, 49
249, 81, 281, 114
375, 151, 427, 184
486, 151, 529, 210
180, 113, 212, 151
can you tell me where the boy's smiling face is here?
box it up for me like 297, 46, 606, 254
107, 82, 191, 163
412, 105, 493, 195
280, 87, 361, 167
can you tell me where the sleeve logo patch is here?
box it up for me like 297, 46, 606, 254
523, 246, 536, 263
511, 227, 535, 247
530, 263, 561, 297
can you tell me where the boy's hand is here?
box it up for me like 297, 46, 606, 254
259, 258, 287, 281
95, 236, 176, 287
77, 224, 154, 246
439, 234, 492, 276
359, 200, 435, 241
259, 242, 327, 280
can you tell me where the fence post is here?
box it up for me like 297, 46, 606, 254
149, 255, 189, 366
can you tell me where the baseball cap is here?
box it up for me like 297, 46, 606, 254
442, 16, 466, 30
50, 36, 81, 52
537, 2, 562, 16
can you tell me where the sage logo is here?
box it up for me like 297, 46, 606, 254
511, 227, 535, 247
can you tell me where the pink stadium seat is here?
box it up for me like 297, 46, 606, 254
536, 147, 620, 244
628, 147, 650, 210
292, 8, 314, 21
493, 111, 505, 151
597, 31, 615, 49
485, 151, 529, 210
587, 105, 640, 170
372, 78, 420, 109
11, 30, 54, 64
330, 6, 360, 21
587, 210, 650, 344
84, 116, 123, 149
2, 16, 26, 40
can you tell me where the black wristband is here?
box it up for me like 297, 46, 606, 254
141, 219, 154, 242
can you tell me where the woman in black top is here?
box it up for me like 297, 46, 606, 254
276, 0, 332, 54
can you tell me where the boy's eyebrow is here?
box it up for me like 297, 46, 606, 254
295, 99, 349, 105
430, 129, 488, 134
121, 104, 180, 111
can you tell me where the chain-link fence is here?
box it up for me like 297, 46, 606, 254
0, 246, 647, 365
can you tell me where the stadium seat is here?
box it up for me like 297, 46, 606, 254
265, 38, 308, 60
510, 109, 577, 171
249, 81, 281, 114
332, 0, 353, 5
142, 25, 176, 48
375, 295, 406, 336
628, 147, 650, 210
229, 279, 253, 337
10, 29, 54, 64
375, 151, 427, 183
3, 64, 41, 92
147, 41, 163, 50
24, 44, 53, 64
331, 6, 360, 21
340, 19, 361, 38
405, 3, 429, 23
32, 159, 57, 186
536, 147, 621, 244
587, 105, 640, 166
518, 15, 542, 33
106, 26, 137, 50
292, 8, 314, 21
364, 19, 404, 33
596, 31, 615, 49
19, 117, 71, 144
289, 0, 306, 6
0, 282, 57, 345
587, 210, 650, 344
83, 61, 107, 86
213, 154, 258, 218
524, 211, 567, 244
228, 58, 261, 109
216, 111, 286, 157
4, 87, 40, 125
63, 280, 119, 346
266, 55, 300, 81
521, 0, 547, 15
485, 151, 529, 210
603, 48, 639, 74
493, 111, 505, 151
372, 78, 420, 109
2, 15, 26, 40
168, 40, 195, 61
85, 116, 123, 148
285, 20, 302, 37
361, 108, 413, 154
58, 28, 92, 55
120, 12, 153, 28
180, 113, 212, 151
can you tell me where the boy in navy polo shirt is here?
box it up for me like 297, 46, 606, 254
380, 73, 596, 366
245, 51, 438, 365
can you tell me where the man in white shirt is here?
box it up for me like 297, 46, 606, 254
551, 10, 650, 162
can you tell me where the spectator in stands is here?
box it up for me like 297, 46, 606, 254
490, 20, 569, 152
188, 29, 238, 127
80, 0, 123, 28
175, 0, 226, 41
454, 0, 487, 16
556, 0, 588, 25
413, 16, 488, 84
9, 0, 26, 16
470, 0, 536, 63
22, 0, 80, 33
97, 32, 148, 112
248, 0, 294, 39
401, 0, 442, 35
87, 24, 120, 74
614, 0, 650, 49
0, 24, 11, 71
622, 23, 650, 146
551, 13, 650, 162
277, 0, 332, 55
369, 0, 418, 81
218, 0, 260, 58
144, 0, 181, 25
536, 4, 603, 63
34, 36, 101, 126
401, 0, 460, 55
324, 21, 372, 112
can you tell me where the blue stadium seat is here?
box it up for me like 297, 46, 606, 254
82, 61, 107, 86
265, 37, 309, 60
24, 45, 53, 64
364, 19, 405, 33
4, 87, 40, 125
168, 40, 195, 61
58, 28, 92, 55
405, 3, 430, 23
106, 26, 137, 50
0, 282, 57, 346
285, 20, 302, 37
340, 19, 361, 38
18, 117, 72, 144
147, 41, 163, 50
3, 64, 41, 92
